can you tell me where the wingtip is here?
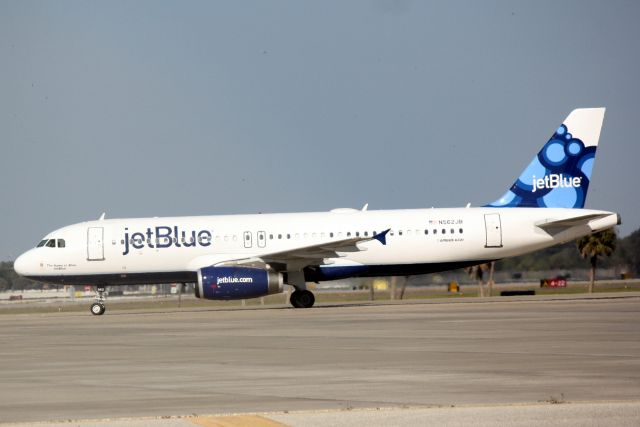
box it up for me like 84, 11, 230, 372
374, 228, 391, 245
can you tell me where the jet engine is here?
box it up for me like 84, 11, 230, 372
195, 266, 283, 300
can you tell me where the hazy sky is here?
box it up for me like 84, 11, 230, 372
2, 0, 639, 260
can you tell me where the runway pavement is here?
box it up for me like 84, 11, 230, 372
1, 294, 639, 425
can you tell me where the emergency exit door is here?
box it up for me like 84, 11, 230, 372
243, 231, 253, 248
484, 213, 503, 248
87, 227, 105, 261
257, 231, 266, 248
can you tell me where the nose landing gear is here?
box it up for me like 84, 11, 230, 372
90, 285, 107, 315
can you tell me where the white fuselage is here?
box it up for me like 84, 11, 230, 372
14, 207, 619, 286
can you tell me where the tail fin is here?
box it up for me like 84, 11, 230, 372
486, 108, 605, 208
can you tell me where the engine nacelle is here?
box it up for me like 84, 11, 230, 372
195, 266, 283, 300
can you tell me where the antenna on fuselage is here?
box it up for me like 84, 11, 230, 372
98, 212, 106, 221
362, 203, 369, 211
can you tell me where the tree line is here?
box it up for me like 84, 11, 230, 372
497, 227, 639, 275
0, 262, 42, 291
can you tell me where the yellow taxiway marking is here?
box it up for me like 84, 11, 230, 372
190, 415, 289, 427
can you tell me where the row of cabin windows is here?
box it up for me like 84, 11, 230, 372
44, 228, 467, 249
265, 228, 464, 240
36, 239, 65, 248
122, 236, 213, 245
119, 228, 467, 246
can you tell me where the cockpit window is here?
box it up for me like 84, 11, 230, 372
37, 238, 66, 248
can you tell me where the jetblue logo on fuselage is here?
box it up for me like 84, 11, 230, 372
123, 226, 212, 255
532, 174, 582, 193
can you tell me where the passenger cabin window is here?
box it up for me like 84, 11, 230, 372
57, 239, 65, 248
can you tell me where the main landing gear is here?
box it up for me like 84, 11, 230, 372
90, 285, 107, 315
287, 270, 315, 308
290, 289, 315, 308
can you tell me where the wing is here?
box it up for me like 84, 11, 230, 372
213, 229, 390, 270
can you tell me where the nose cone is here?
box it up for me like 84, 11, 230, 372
14, 251, 34, 277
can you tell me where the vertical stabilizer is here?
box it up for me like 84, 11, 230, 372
486, 108, 605, 208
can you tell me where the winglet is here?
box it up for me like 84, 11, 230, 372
373, 228, 391, 245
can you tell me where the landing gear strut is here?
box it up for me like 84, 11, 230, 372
90, 285, 107, 315
290, 289, 315, 308
286, 270, 315, 308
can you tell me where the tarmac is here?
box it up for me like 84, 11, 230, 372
1, 293, 639, 426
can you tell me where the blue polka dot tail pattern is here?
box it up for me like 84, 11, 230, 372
486, 124, 597, 209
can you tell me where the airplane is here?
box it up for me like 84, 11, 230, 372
13, 108, 619, 315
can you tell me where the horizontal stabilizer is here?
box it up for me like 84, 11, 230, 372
535, 213, 611, 234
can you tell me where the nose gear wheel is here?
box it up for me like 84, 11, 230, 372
90, 285, 107, 315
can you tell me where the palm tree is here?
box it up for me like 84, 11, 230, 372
465, 263, 491, 297
398, 276, 410, 300
487, 261, 496, 297
576, 228, 617, 293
